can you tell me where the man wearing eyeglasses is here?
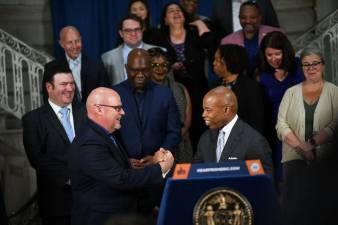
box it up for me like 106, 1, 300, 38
113, 48, 181, 214
102, 14, 161, 85
69, 87, 174, 225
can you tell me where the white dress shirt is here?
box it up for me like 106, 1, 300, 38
66, 53, 82, 98
48, 100, 75, 134
216, 114, 238, 161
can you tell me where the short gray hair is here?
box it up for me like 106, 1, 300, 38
300, 46, 325, 64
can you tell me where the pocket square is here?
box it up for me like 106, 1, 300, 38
228, 157, 238, 160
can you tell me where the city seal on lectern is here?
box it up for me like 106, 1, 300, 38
193, 187, 253, 225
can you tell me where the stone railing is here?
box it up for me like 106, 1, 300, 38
0, 28, 53, 119
293, 9, 338, 84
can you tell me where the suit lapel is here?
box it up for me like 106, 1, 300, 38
117, 46, 125, 82
141, 84, 154, 128
210, 129, 219, 162
220, 119, 242, 160
43, 104, 70, 143
72, 103, 85, 135
80, 55, 87, 98
123, 82, 142, 130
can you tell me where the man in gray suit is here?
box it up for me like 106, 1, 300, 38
101, 14, 159, 85
194, 86, 272, 174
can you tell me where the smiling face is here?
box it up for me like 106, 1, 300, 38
59, 27, 82, 60
265, 47, 283, 69
105, 94, 125, 132
150, 56, 170, 84
164, 4, 185, 27
239, 5, 261, 38
301, 54, 324, 83
119, 19, 143, 48
46, 73, 75, 107
130, 1, 148, 20
202, 94, 228, 129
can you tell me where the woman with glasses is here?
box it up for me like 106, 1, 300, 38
148, 47, 193, 163
256, 31, 304, 183
276, 46, 338, 225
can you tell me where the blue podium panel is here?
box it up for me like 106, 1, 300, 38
157, 161, 281, 225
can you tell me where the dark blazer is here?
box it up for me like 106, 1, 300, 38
113, 81, 181, 158
212, 0, 280, 40
213, 75, 265, 134
194, 118, 273, 174
69, 119, 163, 225
43, 55, 110, 103
22, 102, 86, 218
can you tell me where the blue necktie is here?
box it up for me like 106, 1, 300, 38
216, 130, 225, 162
59, 107, 75, 142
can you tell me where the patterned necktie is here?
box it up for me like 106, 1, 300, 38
59, 107, 75, 142
216, 130, 225, 162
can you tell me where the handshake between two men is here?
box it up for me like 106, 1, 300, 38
129, 148, 175, 175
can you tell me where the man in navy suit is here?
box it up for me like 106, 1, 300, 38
43, 26, 110, 103
113, 49, 181, 212
194, 86, 272, 174
69, 87, 174, 225
22, 63, 86, 225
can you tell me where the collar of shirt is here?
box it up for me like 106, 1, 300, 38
48, 100, 75, 129
122, 42, 144, 64
66, 53, 81, 67
219, 114, 238, 136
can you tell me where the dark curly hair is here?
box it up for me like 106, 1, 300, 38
218, 44, 249, 75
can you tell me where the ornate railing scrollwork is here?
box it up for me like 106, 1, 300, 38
0, 28, 53, 119
293, 9, 338, 85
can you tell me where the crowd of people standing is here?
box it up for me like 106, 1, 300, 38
15, 1, 338, 225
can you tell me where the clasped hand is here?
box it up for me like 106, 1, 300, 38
130, 148, 174, 169
294, 141, 315, 161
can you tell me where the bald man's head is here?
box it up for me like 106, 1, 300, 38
202, 86, 238, 129
126, 48, 151, 91
59, 26, 82, 60
87, 87, 125, 133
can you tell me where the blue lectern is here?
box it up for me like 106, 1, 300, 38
157, 160, 281, 225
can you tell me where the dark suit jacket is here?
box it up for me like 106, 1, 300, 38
213, 75, 265, 134
69, 119, 163, 225
43, 55, 110, 103
22, 102, 86, 218
212, 0, 280, 40
113, 81, 181, 158
194, 118, 272, 174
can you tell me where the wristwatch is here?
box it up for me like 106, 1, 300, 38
308, 137, 317, 147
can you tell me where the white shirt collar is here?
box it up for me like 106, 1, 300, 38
48, 99, 73, 116
66, 53, 81, 64
220, 114, 238, 134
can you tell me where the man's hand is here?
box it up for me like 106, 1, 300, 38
139, 155, 155, 166
158, 150, 174, 175
130, 158, 144, 169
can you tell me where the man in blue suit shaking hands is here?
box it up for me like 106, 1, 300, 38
69, 87, 174, 225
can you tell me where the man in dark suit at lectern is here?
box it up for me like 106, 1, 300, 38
194, 86, 272, 174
